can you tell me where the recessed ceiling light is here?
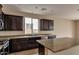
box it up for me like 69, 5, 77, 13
35, 6, 38, 9
41, 8, 47, 11
77, 9, 79, 11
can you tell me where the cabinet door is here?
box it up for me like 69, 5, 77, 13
40, 19, 54, 31
4, 15, 12, 30
0, 10, 2, 19
16, 16, 23, 30
43, 20, 49, 30
10, 38, 29, 52
11, 16, 23, 30
0, 5, 2, 19
40, 19, 49, 30
4, 14, 23, 31
40, 19, 44, 30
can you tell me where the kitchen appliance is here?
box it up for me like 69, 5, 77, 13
0, 5, 4, 31
0, 19, 4, 30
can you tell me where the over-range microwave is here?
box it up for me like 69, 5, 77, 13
0, 19, 4, 30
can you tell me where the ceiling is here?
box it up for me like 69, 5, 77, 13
2, 4, 79, 19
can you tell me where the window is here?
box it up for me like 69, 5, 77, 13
25, 17, 39, 34
33, 19, 39, 33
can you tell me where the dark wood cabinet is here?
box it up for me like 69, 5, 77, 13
40, 19, 44, 30
0, 5, 5, 31
40, 19, 54, 30
4, 15, 12, 30
43, 20, 49, 30
11, 16, 23, 30
0, 5, 2, 19
9, 37, 41, 53
4, 14, 23, 31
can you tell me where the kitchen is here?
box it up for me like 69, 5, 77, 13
0, 4, 78, 55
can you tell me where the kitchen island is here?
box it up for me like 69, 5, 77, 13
37, 38, 74, 55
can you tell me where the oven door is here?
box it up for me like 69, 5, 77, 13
0, 19, 4, 30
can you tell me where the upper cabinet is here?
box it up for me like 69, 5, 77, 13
40, 19, 54, 31
4, 14, 23, 31
0, 5, 2, 19
0, 5, 5, 31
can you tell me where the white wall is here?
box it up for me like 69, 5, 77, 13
54, 18, 75, 38
74, 21, 79, 44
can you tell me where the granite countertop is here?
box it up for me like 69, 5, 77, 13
37, 38, 74, 52
37, 39, 54, 52
0, 34, 52, 40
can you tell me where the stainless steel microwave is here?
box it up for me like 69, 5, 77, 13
0, 19, 4, 30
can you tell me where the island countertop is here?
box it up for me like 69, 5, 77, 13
37, 38, 74, 53
37, 39, 55, 52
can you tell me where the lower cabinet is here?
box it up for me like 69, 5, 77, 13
9, 37, 41, 53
